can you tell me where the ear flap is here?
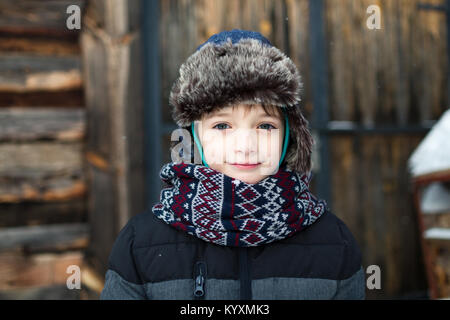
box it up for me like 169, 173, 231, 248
283, 106, 313, 174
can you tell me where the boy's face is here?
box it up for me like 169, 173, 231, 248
196, 104, 284, 184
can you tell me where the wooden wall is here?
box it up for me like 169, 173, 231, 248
0, 0, 97, 299
81, 0, 146, 281
0, 0, 446, 300
159, 0, 448, 298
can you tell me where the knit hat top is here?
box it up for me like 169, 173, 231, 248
195, 29, 272, 51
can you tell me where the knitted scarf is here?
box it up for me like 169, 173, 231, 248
152, 162, 328, 247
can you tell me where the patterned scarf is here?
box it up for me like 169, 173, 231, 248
152, 162, 328, 247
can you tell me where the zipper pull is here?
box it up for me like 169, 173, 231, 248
194, 261, 207, 298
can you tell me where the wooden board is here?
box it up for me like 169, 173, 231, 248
330, 134, 428, 299
0, 250, 84, 290
326, 0, 447, 124
0, 284, 82, 300
0, 90, 84, 108
0, 142, 85, 203
81, 0, 146, 277
0, 54, 82, 92
0, 0, 85, 37
423, 213, 450, 231
0, 223, 89, 252
0, 107, 85, 142
0, 36, 80, 56
426, 240, 450, 298
0, 199, 86, 228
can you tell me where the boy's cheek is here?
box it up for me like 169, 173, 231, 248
201, 130, 224, 165
257, 130, 282, 163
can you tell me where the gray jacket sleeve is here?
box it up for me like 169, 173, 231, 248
100, 269, 147, 300
332, 267, 366, 300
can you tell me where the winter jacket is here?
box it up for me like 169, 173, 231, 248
100, 208, 365, 300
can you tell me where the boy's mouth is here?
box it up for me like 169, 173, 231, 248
229, 163, 261, 170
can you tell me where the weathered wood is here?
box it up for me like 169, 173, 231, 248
0, 223, 89, 252
0, 176, 86, 203
0, 36, 80, 56
0, 90, 84, 108
325, 0, 447, 124
81, 0, 146, 277
84, 0, 140, 38
0, 0, 85, 36
0, 107, 85, 142
0, 142, 82, 175
0, 250, 84, 290
425, 239, 450, 298
423, 213, 450, 231
84, 166, 117, 277
330, 135, 427, 299
0, 284, 83, 300
0, 142, 85, 203
0, 54, 82, 92
0, 199, 86, 228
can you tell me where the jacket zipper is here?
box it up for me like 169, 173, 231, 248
193, 261, 207, 299
239, 247, 252, 300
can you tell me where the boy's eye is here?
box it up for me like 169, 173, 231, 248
212, 123, 277, 130
258, 123, 276, 130
212, 123, 230, 130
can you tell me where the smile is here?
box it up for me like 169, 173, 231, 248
229, 163, 261, 169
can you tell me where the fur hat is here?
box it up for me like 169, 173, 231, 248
169, 29, 313, 173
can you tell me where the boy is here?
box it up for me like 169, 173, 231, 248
100, 29, 365, 300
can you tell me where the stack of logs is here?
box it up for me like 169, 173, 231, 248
0, 0, 100, 299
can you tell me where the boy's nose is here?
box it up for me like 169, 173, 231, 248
231, 129, 259, 159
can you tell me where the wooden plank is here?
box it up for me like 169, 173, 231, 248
0, 90, 84, 108
0, 36, 80, 56
81, 0, 146, 277
331, 134, 427, 299
0, 250, 84, 290
0, 176, 85, 203
426, 240, 450, 298
0, 142, 84, 203
0, 142, 82, 175
0, 284, 82, 300
0, 107, 85, 142
0, 54, 82, 92
84, 166, 117, 277
0, 199, 87, 228
423, 212, 450, 231
84, 0, 140, 38
0, 0, 85, 36
0, 223, 88, 252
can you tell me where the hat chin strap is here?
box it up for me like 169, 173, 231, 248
191, 121, 210, 168
191, 111, 290, 169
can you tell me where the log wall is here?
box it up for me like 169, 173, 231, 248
0, 0, 92, 299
